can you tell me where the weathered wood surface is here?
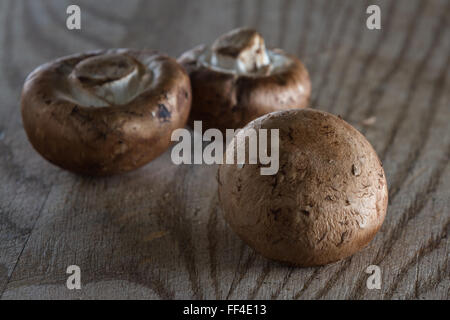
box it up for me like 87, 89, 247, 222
0, 0, 448, 300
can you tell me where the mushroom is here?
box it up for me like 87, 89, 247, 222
21, 49, 191, 175
218, 109, 388, 266
179, 27, 311, 132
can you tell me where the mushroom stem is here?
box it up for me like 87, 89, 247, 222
68, 54, 152, 107
210, 28, 270, 74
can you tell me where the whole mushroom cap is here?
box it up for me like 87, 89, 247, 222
218, 109, 388, 266
21, 49, 191, 175
179, 28, 311, 132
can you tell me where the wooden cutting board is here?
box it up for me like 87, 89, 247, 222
0, 0, 448, 299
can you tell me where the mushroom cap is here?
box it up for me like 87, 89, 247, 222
179, 28, 311, 132
218, 109, 388, 267
21, 49, 191, 175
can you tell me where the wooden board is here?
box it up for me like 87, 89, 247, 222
0, 0, 448, 299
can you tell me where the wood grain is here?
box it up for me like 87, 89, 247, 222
0, 0, 448, 299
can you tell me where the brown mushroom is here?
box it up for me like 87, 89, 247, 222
218, 109, 388, 267
179, 27, 311, 132
21, 49, 191, 175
